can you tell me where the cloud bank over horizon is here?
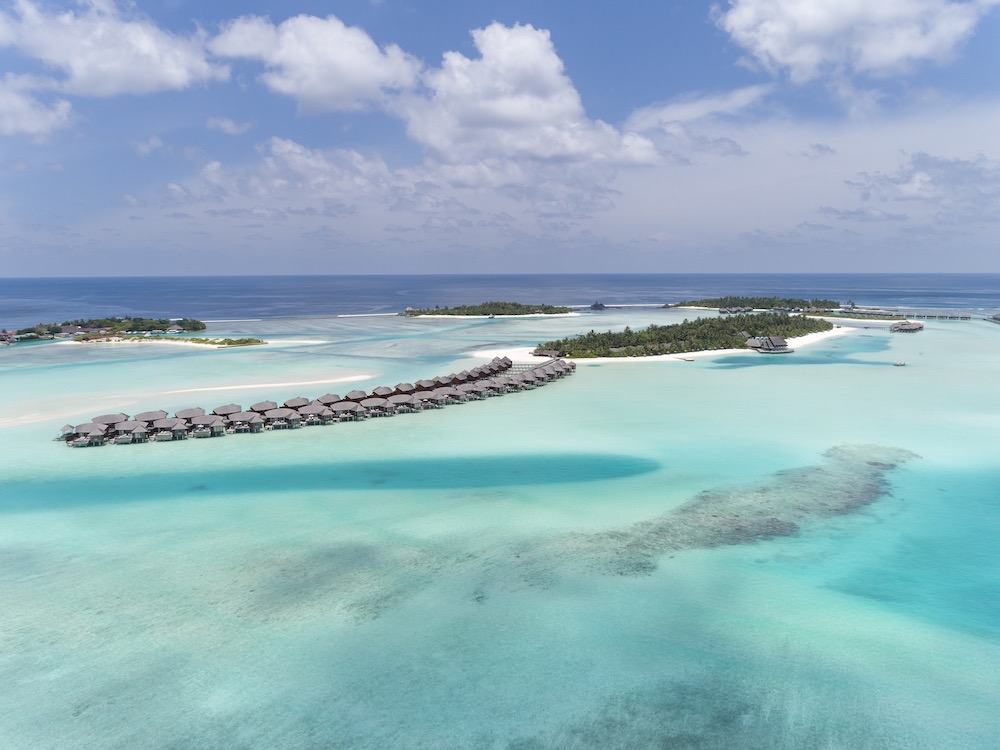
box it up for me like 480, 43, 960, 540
1, 0, 998, 274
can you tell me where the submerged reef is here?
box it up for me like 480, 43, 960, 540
527, 444, 918, 578
225, 444, 916, 623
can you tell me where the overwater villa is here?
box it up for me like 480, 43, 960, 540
57, 357, 576, 447
890, 321, 925, 333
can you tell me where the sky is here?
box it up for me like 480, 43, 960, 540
1, 0, 1000, 275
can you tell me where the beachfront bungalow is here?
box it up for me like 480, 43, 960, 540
746, 336, 793, 354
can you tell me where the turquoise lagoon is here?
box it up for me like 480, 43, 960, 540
2, 307, 999, 748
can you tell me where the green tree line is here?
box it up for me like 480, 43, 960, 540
17, 317, 206, 335
536, 313, 833, 357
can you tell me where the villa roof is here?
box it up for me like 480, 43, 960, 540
134, 410, 169, 422
92, 412, 130, 424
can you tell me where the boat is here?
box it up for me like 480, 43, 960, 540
894, 361, 906, 367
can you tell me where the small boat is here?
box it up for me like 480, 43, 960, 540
893, 361, 906, 367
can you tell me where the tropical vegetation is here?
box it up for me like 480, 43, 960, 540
16, 317, 206, 336
535, 313, 833, 358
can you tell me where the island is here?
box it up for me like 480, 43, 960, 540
667, 296, 840, 311
534, 312, 833, 358
74, 334, 266, 347
8, 317, 207, 341
403, 301, 572, 316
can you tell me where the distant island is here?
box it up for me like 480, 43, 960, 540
8, 317, 207, 341
404, 301, 572, 316
668, 296, 840, 311
74, 334, 265, 347
535, 312, 833, 358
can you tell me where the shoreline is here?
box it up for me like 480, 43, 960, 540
471, 326, 855, 364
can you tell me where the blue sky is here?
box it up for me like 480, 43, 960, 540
2, 0, 1000, 275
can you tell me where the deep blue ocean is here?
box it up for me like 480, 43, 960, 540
2, 273, 998, 328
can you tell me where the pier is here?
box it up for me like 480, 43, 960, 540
57, 357, 576, 447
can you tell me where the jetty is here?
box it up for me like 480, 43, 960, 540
56, 357, 576, 447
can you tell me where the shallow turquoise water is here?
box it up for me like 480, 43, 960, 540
1, 314, 999, 748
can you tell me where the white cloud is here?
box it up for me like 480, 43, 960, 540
818, 205, 909, 221
847, 151, 1000, 223
0, 0, 228, 96
210, 14, 419, 111
0, 75, 72, 136
716, 0, 1000, 82
627, 84, 773, 129
397, 22, 655, 165
207, 117, 251, 135
133, 135, 164, 156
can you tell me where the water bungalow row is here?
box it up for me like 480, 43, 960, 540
57, 357, 576, 447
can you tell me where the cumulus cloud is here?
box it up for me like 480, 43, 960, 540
207, 116, 251, 135
716, 0, 1000, 82
210, 14, 419, 111
397, 22, 655, 164
133, 135, 164, 156
0, 75, 72, 136
0, 0, 227, 96
847, 151, 1000, 223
